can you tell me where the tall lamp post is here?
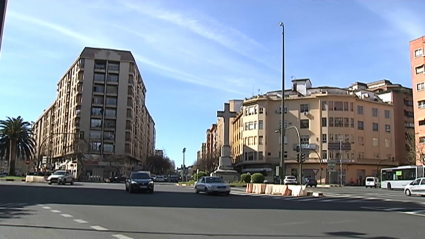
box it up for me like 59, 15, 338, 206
279, 22, 285, 184
182, 147, 186, 182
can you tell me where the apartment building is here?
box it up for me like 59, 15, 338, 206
33, 47, 156, 178
231, 78, 397, 184
206, 124, 218, 157
364, 80, 414, 165
410, 36, 425, 165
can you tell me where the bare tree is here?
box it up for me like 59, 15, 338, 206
103, 154, 127, 175
195, 148, 221, 174
72, 138, 92, 179
406, 130, 425, 165
142, 155, 174, 175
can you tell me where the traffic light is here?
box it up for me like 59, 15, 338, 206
297, 152, 306, 162
297, 153, 301, 163
301, 152, 306, 162
295, 145, 300, 152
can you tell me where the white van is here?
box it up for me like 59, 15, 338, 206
365, 177, 379, 188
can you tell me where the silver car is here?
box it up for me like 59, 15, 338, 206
195, 176, 231, 196
47, 170, 74, 185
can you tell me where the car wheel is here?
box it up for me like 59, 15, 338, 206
48, 182, 52, 185
70, 180, 74, 185
205, 188, 209, 195
125, 185, 128, 191
405, 189, 411, 196
195, 186, 199, 194
149, 189, 154, 194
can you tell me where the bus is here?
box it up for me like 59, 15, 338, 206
380, 165, 425, 189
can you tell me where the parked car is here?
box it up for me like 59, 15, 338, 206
304, 178, 317, 187
125, 171, 154, 193
195, 176, 231, 195
154, 175, 165, 182
169, 175, 179, 182
47, 170, 74, 185
284, 176, 298, 185
109, 175, 126, 183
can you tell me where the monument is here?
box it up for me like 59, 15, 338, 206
211, 103, 240, 182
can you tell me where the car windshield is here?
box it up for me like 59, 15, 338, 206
286, 176, 296, 180
366, 178, 374, 181
205, 177, 224, 183
53, 171, 66, 175
131, 173, 150, 179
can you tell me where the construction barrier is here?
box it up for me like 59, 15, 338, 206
246, 183, 253, 193
245, 184, 308, 197
25, 176, 47, 183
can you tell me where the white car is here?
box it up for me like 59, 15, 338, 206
284, 175, 298, 185
365, 177, 379, 188
155, 175, 165, 182
195, 176, 231, 196
47, 170, 74, 185
404, 177, 425, 196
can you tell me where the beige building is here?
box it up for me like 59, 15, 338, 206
206, 124, 218, 157
216, 100, 243, 155
33, 47, 156, 178
231, 78, 398, 184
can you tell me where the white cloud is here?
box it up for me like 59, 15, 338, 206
120, 1, 278, 71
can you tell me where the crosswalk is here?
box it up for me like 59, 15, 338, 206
361, 206, 425, 217
230, 191, 423, 204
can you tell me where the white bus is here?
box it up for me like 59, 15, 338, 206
380, 165, 425, 189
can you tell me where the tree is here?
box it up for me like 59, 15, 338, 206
0, 116, 35, 176
142, 155, 174, 175
406, 130, 425, 165
103, 154, 127, 175
71, 138, 91, 179
194, 149, 220, 174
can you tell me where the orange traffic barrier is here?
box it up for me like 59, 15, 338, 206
246, 183, 253, 193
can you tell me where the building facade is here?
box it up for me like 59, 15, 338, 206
231, 78, 398, 184
410, 36, 425, 165
206, 124, 218, 157
33, 47, 156, 178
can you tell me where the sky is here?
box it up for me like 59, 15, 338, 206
0, 0, 424, 167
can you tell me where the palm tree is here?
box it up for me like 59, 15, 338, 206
0, 116, 35, 176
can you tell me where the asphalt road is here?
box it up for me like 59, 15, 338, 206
0, 182, 424, 239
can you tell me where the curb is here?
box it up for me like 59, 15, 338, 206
317, 184, 343, 188
0, 179, 26, 182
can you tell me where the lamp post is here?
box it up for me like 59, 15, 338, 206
182, 147, 186, 182
279, 22, 285, 184
339, 140, 343, 186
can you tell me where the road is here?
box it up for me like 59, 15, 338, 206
0, 182, 424, 239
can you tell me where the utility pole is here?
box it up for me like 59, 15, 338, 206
182, 147, 186, 182
340, 140, 343, 186
279, 22, 285, 184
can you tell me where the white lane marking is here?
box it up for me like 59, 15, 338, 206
383, 208, 405, 211
297, 198, 317, 202
112, 235, 134, 239
320, 199, 337, 202
61, 214, 73, 218
90, 225, 108, 231
37, 204, 44, 207
402, 209, 425, 215
42, 206, 51, 209
50, 210, 61, 213
74, 219, 88, 224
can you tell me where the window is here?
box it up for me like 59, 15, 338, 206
89, 131, 102, 139
108, 62, 120, 71
419, 120, 425, 126
415, 48, 423, 57
105, 97, 117, 106
405, 100, 413, 106
94, 73, 105, 82
329, 101, 333, 111
300, 104, 309, 113
258, 120, 264, 129
93, 85, 104, 93
92, 96, 103, 104
334, 101, 343, 111
420, 137, 425, 144
244, 121, 257, 130
104, 120, 116, 128
418, 100, 425, 109
329, 117, 334, 127
415, 65, 424, 74
95, 61, 106, 70
385, 124, 390, 132
357, 105, 363, 115
373, 138, 378, 147
343, 102, 348, 111
344, 118, 349, 127
350, 102, 354, 111
90, 119, 102, 128
300, 135, 309, 145
91, 107, 102, 116
91, 142, 102, 152
259, 136, 263, 145
385, 139, 390, 148
106, 86, 118, 94
103, 144, 114, 152
322, 150, 327, 160
384, 110, 390, 119
259, 107, 264, 114
322, 134, 327, 143
300, 119, 309, 129
322, 117, 327, 127
373, 123, 379, 131
350, 118, 354, 128
334, 117, 343, 127
103, 132, 115, 140
358, 121, 364, 130
259, 152, 264, 161
104, 109, 116, 117
107, 74, 119, 82
321, 101, 327, 111
372, 108, 378, 117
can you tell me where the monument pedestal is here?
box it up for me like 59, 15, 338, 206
211, 158, 239, 182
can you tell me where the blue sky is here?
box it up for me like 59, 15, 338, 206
0, 0, 424, 167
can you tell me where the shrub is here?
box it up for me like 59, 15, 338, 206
251, 173, 265, 183
240, 173, 251, 183
193, 171, 207, 181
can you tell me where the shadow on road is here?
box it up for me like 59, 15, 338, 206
0, 206, 33, 221
0, 223, 401, 238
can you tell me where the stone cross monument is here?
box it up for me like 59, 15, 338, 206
212, 103, 240, 181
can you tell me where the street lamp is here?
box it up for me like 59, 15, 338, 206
276, 125, 301, 184
182, 147, 186, 182
279, 22, 285, 184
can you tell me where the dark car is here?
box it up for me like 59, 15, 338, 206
169, 175, 179, 182
125, 172, 154, 193
109, 175, 126, 183
304, 178, 317, 187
